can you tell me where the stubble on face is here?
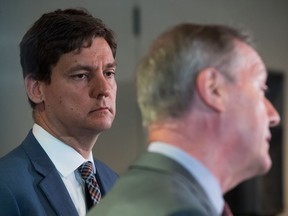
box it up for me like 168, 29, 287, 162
38, 37, 117, 142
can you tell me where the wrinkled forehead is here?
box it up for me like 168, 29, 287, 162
232, 41, 267, 80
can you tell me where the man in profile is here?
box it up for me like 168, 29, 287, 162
88, 23, 280, 216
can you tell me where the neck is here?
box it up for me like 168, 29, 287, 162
147, 116, 236, 194
34, 111, 98, 159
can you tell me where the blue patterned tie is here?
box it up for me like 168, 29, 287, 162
78, 161, 101, 206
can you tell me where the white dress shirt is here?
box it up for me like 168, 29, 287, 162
148, 141, 224, 215
32, 124, 95, 216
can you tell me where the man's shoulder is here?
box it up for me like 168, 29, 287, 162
87, 152, 216, 216
0, 143, 32, 178
0, 131, 41, 182
0, 144, 27, 167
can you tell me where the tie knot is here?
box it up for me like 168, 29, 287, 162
78, 161, 94, 181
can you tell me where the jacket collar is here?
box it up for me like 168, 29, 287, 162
22, 131, 79, 216
131, 151, 218, 214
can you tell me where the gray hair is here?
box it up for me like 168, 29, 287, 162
136, 23, 253, 127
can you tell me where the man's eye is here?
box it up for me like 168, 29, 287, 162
104, 71, 115, 77
72, 74, 88, 80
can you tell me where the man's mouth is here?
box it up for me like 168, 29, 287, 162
90, 107, 110, 113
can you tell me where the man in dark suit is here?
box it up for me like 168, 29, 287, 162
88, 23, 280, 215
0, 8, 118, 216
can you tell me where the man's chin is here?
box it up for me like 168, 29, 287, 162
257, 156, 272, 175
244, 156, 272, 182
93, 121, 113, 133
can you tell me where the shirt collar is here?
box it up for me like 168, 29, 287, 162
148, 141, 224, 215
32, 124, 95, 177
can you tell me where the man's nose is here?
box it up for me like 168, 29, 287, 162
89, 75, 110, 99
266, 98, 281, 127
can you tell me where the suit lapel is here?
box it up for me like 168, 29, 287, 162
22, 131, 79, 216
39, 170, 78, 215
94, 159, 118, 196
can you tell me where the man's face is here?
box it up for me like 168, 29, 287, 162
224, 41, 280, 178
40, 37, 117, 137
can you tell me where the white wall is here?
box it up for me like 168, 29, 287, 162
1, 0, 288, 214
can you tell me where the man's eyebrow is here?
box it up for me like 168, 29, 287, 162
67, 61, 117, 73
105, 61, 117, 69
67, 64, 95, 73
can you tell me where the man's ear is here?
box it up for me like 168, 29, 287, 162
195, 68, 226, 112
24, 75, 44, 104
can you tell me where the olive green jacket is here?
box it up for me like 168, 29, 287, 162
88, 151, 218, 216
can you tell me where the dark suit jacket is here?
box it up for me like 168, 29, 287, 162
0, 130, 118, 216
87, 151, 218, 216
